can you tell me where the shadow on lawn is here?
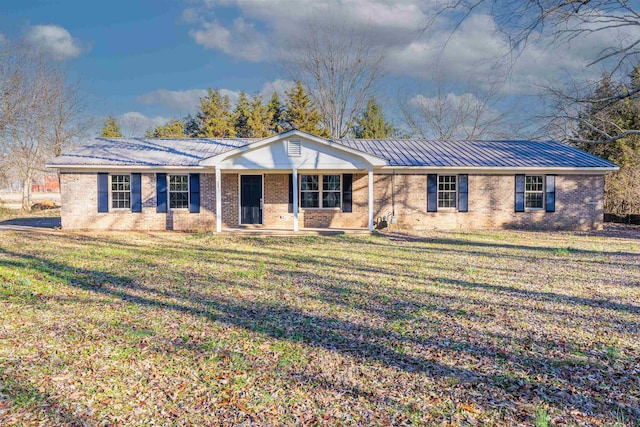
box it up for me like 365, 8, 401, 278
1, 237, 639, 423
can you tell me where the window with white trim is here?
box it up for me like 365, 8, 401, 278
300, 174, 341, 209
169, 175, 189, 209
525, 175, 544, 209
438, 175, 457, 208
111, 175, 131, 209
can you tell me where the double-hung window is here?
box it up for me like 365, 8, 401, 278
111, 175, 131, 209
169, 175, 189, 209
300, 174, 341, 209
525, 175, 544, 209
438, 175, 457, 208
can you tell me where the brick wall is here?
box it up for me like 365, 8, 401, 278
374, 174, 604, 231
60, 172, 216, 231
59, 171, 604, 232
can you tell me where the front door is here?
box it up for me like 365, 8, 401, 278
240, 175, 263, 225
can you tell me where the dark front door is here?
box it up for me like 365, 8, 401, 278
240, 175, 263, 225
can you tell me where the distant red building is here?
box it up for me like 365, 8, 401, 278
32, 175, 60, 193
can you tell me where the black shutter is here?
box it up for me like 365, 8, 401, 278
515, 174, 525, 212
156, 173, 167, 213
288, 174, 293, 213
97, 173, 109, 213
342, 174, 353, 213
131, 173, 142, 212
545, 175, 556, 212
189, 173, 200, 213
427, 174, 437, 212
458, 174, 468, 212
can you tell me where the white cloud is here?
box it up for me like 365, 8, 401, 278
136, 80, 295, 113
189, 17, 269, 62
137, 89, 209, 111
24, 25, 84, 60
118, 112, 169, 137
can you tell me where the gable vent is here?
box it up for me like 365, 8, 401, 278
288, 139, 301, 157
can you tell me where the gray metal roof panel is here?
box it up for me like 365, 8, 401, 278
48, 137, 257, 166
48, 137, 617, 169
334, 139, 617, 168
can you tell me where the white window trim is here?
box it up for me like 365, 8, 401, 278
524, 175, 545, 211
168, 174, 190, 210
299, 174, 343, 210
437, 175, 458, 210
110, 174, 131, 211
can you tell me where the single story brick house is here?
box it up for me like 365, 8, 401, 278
46, 129, 618, 232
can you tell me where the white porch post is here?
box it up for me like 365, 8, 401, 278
215, 167, 222, 232
368, 168, 374, 231
293, 168, 299, 232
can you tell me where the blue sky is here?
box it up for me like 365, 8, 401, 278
1, 0, 633, 137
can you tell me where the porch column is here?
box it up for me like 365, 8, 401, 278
215, 167, 222, 232
292, 168, 299, 232
368, 168, 374, 231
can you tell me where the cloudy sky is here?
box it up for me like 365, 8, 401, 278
1, 0, 628, 136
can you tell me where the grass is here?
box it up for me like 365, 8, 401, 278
0, 229, 639, 426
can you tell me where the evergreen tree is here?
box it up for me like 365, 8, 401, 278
101, 115, 122, 138
282, 81, 328, 137
353, 98, 394, 138
195, 88, 235, 138
145, 120, 186, 138
246, 94, 273, 138
183, 114, 201, 137
233, 91, 251, 138
267, 92, 284, 134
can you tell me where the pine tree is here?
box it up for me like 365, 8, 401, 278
282, 81, 328, 137
145, 120, 186, 138
246, 94, 273, 138
267, 92, 284, 134
196, 88, 235, 138
183, 114, 201, 137
101, 115, 122, 138
354, 98, 394, 138
233, 91, 251, 138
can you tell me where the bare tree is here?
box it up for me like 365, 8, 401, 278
283, 16, 384, 138
401, 76, 519, 139
438, 0, 640, 143
0, 42, 87, 210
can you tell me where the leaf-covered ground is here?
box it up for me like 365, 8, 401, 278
0, 229, 639, 426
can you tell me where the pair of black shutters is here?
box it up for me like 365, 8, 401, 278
427, 174, 468, 213
515, 174, 555, 212
97, 173, 200, 213
287, 174, 353, 213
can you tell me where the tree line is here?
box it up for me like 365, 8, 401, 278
101, 81, 396, 140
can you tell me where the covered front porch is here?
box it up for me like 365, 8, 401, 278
212, 170, 375, 232
201, 130, 386, 233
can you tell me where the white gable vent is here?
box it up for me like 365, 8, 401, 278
288, 139, 301, 157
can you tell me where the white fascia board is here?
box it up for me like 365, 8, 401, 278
49, 164, 209, 172
199, 129, 387, 167
376, 166, 619, 174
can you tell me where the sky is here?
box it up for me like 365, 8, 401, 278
1, 0, 636, 137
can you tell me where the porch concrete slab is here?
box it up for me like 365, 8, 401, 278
220, 228, 374, 236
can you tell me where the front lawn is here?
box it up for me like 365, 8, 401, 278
0, 230, 638, 426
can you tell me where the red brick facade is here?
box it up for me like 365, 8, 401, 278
59, 171, 604, 231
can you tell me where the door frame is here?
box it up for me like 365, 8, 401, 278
238, 173, 264, 225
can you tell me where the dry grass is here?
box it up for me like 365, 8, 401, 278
0, 229, 638, 426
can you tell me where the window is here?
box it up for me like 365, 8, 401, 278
169, 175, 189, 209
525, 175, 544, 209
300, 174, 341, 209
111, 175, 131, 209
438, 175, 457, 208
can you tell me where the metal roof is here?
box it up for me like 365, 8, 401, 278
48, 136, 617, 169
335, 139, 618, 168
48, 137, 258, 167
